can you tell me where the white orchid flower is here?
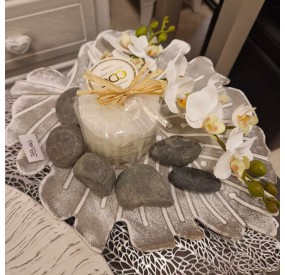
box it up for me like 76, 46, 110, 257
127, 35, 148, 57
99, 38, 144, 70
119, 33, 132, 49
164, 57, 194, 113
147, 44, 163, 57
203, 113, 226, 136
232, 104, 259, 135
128, 35, 163, 58
208, 73, 230, 104
214, 128, 256, 179
128, 35, 158, 69
185, 83, 225, 135
103, 32, 161, 70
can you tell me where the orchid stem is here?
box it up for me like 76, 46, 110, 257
226, 125, 235, 130
213, 134, 226, 151
243, 171, 257, 182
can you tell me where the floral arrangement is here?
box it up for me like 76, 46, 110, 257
99, 16, 176, 70
90, 17, 279, 213
164, 57, 279, 213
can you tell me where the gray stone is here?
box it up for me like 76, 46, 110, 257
116, 164, 174, 210
168, 167, 221, 193
73, 153, 116, 198
46, 125, 84, 168
149, 136, 202, 167
56, 87, 79, 124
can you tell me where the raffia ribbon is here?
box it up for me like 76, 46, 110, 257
77, 63, 166, 105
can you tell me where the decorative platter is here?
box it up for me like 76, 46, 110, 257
5, 30, 280, 274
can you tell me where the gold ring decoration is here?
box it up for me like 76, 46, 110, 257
77, 63, 166, 106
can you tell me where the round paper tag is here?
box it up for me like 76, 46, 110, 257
88, 58, 138, 89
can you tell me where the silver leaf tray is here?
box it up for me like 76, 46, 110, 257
5, 31, 280, 274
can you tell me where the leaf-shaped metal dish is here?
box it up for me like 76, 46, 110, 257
38, 87, 278, 252
6, 31, 279, 254
6, 89, 280, 274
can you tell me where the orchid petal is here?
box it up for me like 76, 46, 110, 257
164, 84, 179, 113
149, 36, 158, 44
235, 137, 257, 156
243, 156, 250, 169
204, 84, 219, 110
214, 150, 233, 179
138, 35, 148, 49
230, 158, 246, 177
204, 113, 218, 124
248, 115, 259, 125
232, 104, 258, 135
203, 113, 225, 134
130, 35, 148, 50
205, 121, 225, 135
176, 76, 194, 99
144, 55, 157, 71
177, 57, 188, 76
102, 33, 128, 53
232, 104, 253, 126
226, 129, 244, 151
165, 61, 178, 85
147, 45, 163, 57
128, 45, 146, 58
239, 105, 255, 117
177, 98, 187, 109
185, 115, 204, 128
232, 104, 245, 126
119, 33, 132, 48
186, 91, 212, 121
211, 103, 224, 121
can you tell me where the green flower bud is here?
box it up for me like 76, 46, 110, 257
168, 25, 176, 32
263, 182, 278, 197
247, 181, 264, 197
265, 201, 279, 213
249, 160, 267, 177
158, 32, 168, 42
150, 20, 159, 29
136, 26, 148, 37
264, 196, 280, 209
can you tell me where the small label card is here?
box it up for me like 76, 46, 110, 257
89, 58, 138, 89
19, 134, 45, 162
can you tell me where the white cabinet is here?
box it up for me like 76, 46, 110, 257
5, 0, 110, 78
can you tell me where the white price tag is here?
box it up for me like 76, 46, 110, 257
19, 134, 45, 162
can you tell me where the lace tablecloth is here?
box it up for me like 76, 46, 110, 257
5, 87, 280, 275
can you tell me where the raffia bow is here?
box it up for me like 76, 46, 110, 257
77, 63, 166, 105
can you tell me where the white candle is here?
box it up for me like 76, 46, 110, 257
75, 94, 160, 167
74, 58, 161, 168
